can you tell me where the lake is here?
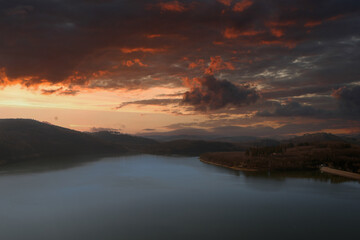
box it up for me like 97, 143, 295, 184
0, 154, 359, 240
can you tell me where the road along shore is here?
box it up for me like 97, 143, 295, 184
321, 167, 360, 181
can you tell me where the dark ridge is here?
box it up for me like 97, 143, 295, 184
0, 119, 126, 165
213, 136, 259, 143
251, 138, 281, 147
2, 119, 358, 169
143, 134, 214, 142
286, 132, 346, 144
91, 131, 158, 152
147, 139, 244, 156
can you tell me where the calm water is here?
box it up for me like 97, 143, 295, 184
0, 154, 359, 240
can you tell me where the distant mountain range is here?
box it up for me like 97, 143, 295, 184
90, 131, 158, 152
285, 132, 346, 144
0, 119, 244, 165
142, 134, 259, 143
0, 119, 358, 166
146, 139, 244, 156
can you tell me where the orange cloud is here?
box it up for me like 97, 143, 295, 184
270, 28, 284, 37
0, 68, 83, 96
158, 1, 187, 12
0, 68, 10, 87
124, 60, 135, 67
304, 20, 322, 28
213, 41, 224, 45
233, 0, 253, 12
223, 27, 262, 39
205, 56, 235, 75
146, 34, 162, 39
182, 76, 197, 88
0, 67, 50, 89
120, 47, 166, 53
261, 40, 296, 49
331, 87, 344, 99
304, 14, 345, 28
239, 30, 262, 36
223, 28, 239, 39
92, 70, 109, 78
188, 63, 197, 69
266, 20, 296, 27
41, 87, 79, 96
188, 59, 205, 69
217, 0, 232, 6
123, 59, 148, 67
327, 14, 344, 22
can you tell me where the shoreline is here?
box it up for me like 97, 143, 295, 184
200, 158, 259, 172
201, 157, 360, 181
321, 167, 360, 181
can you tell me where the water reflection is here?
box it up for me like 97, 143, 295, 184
0, 154, 129, 175
2, 154, 357, 184
242, 170, 358, 184
199, 158, 358, 184
0, 155, 359, 240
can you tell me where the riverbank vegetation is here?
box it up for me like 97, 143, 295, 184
201, 141, 360, 173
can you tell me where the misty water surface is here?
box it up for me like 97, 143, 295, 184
0, 155, 359, 240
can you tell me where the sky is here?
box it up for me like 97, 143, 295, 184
0, 0, 359, 137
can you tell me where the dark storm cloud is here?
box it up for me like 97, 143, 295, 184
41, 88, 62, 95
0, 0, 359, 90
58, 89, 80, 96
90, 127, 122, 132
156, 92, 185, 97
182, 75, 259, 111
0, 0, 360, 130
41, 87, 79, 96
117, 98, 181, 109
261, 86, 334, 100
333, 85, 360, 118
257, 101, 332, 117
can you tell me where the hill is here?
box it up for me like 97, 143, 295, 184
91, 131, 158, 152
0, 119, 246, 166
0, 119, 125, 165
2, 120, 358, 170
147, 139, 244, 156
286, 133, 345, 144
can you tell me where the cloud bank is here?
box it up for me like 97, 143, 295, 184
182, 75, 259, 111
1, 0, 360, 135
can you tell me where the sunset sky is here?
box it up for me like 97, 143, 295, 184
0, 0, 359, 137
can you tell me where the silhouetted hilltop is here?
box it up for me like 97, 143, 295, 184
142, 131, 354, 147
2, 119, 359, 170
213, 136, 259, 143
251, 138, 281, 147
147, 139, 244, 156
91, 131, 158, 152
0, 119, 125, 165
0, 119, 246, 166
286, 132, 345, 144
144, 134, 216, 142
91, 131, 248, 155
